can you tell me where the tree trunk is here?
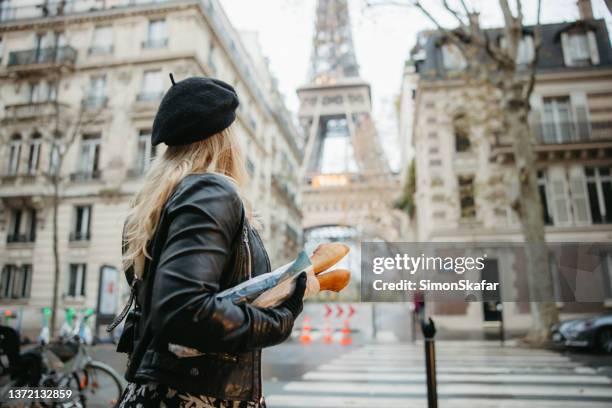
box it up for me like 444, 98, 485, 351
50, 175, 60, 337
505, 85, 559, 342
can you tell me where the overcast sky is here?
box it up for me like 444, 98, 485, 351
220, 0, 612, 170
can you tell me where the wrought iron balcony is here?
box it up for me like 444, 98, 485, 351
141, 38, 168, 49
69, 231, 91, 242
82, 96, 108, 110
3, 101, 70, 122
136, 91, 164, 102
7, 46, 77, 68
534, 120, 612, 144
69, 170, 101, 182
6, 233, 36, 244
490, 119, 612, 163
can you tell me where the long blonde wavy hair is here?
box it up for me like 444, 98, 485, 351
123, 126, 249, 279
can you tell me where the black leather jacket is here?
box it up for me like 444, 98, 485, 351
118, 173, 295, 402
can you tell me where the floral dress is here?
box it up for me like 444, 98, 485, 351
118, 382, 265, 408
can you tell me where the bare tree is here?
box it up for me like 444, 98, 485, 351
45, 98, 96, 337
371, 0, 558, 342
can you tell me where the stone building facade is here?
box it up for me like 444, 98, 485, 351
399, 7, 612, 332
0, 0, 302, 336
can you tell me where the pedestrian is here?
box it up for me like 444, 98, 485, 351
111, 76, 307, 408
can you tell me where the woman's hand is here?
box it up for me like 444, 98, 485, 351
278, 272, 307, 318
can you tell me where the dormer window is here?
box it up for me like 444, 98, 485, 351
561, 29, 600, 67
441, 43, 466, 71
501, 35, 534, 65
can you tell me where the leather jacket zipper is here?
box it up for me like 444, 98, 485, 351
243, 224, 252, 279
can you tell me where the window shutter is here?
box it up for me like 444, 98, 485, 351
587, 31, 600, 65
529, 108, 542, 141
568, 166, 591, 225
560, 32, 573, 66
549, 167, 571, 226
574, 104, 590, 141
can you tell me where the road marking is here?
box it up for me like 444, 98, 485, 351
302, 371, 611, 384
317, 363, 597, 374
283, 381, 612, 398
266, 395, 612, 408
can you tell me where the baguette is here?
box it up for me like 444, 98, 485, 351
310, 243, 350, 275
316, 269, 351, 292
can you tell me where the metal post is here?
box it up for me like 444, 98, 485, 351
421, 317, 438, 408
497, 302, 505, 345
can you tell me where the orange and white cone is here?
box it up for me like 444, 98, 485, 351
339, 318, 352, 346
322, 317, 333, 344
300, 315, 312, 345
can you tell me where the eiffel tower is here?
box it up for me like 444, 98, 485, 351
298, 0, 402, 282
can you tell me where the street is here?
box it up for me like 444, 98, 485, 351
94, 336, 612, 408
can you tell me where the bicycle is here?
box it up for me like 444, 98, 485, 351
1, 308, 125, 407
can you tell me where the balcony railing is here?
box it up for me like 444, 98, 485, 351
8, 46, 77, 68
534, 120, 612, 144
136, 91, 164, 102
4, 101, 70, 121
70, 170, 101, 182
142, 38, 168, 49
0, 1, 174, 22
82, 96, 108, 110
69, 231, 91, 242
88, 45, 114, 56
6, 233, 35, 244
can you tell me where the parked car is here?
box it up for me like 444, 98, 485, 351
551, 314, 612, 353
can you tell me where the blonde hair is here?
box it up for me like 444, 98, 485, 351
123, 126, 250, 278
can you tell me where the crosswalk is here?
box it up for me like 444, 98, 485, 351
265, 341, 612, 408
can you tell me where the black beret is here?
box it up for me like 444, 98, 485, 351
151, 76, 239, 146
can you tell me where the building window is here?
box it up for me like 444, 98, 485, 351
441, 43, 466, 71
586, 166, 612, 224
541, 96, 574, 143
138, 70, 164, 101
75, 134, 101, 180
70, 205, 92, 241
67, 263, 86, 298
458, 175, 476, 219
0, 36, 3, 63
144, 19, 168, 49
208, 41, 217, 74
453, 113, 470, 152
28, 82, 43, 103
7, 208, 37, 243
537, 170, 553, 225
48, 82, 58, 101
562, 30, 599, 67
501, 35, 534, 65
5, 134, 21, 175
135, 129, 156, 175
0, 264, 32, 300
84, 75, 107, 108
89, 25, 113, 55
26, 133, 41, 175
48, 135, 61, 175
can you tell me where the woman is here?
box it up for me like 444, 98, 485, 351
113, 76, 306, 407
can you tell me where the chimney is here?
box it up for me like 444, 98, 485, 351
577, 0, 594, 20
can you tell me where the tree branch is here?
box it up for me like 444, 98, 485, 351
524, 0, 542, 101
441, 0, 467, 28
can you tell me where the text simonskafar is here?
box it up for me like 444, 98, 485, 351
372, 279, 500, 292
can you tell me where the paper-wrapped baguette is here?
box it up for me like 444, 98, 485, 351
310, 243, 350, 274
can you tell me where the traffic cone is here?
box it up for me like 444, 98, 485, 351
339, 318, 352, 346
322, 317, 333, 344
300, 315, 312, 345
